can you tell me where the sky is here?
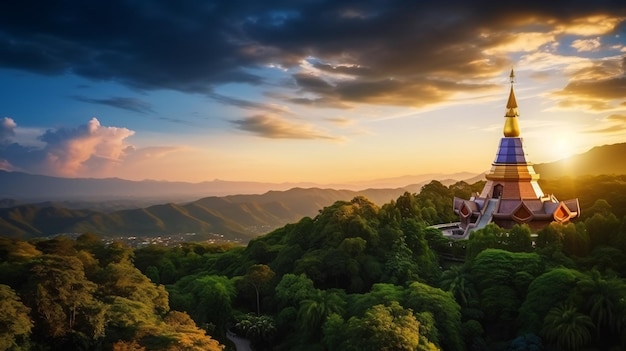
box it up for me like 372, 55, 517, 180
0, 1, 625, 184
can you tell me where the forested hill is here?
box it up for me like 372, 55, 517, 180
0, 186, 435, 240
534, 142, 626, 179
3, 172, 626, 240
2, 174, 626, 350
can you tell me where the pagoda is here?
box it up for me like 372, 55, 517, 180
452, 70, 580, 236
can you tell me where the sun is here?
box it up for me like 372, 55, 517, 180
549, 134, 577, 162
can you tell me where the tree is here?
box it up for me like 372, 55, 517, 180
440, 265, 476, 307
298, 289, 345, 338
404, 282, 464, 351
243, 264, 275, 315
104, 296, 161, 343
144, 266, 160, 284
174, 275, 235, 336
518, 268, 586, 333
395, 192, 420, 219
562, 222, 590, 257
162, 311, 223, 351
322, 313, 346, 351
415, 181, 456, 224
27, 255, 105, 341
343, 302, 432, 351
542, 303, 593, 351
470, 249, 542, 340
585, 212, 620, 249
383, 237, 419, 284
274, 273, 316, 309
100, 262, 169, 316
576, 270, 626, 337
34, 236, 76, 256
235, 314, 276, 347
0, 284, 32, 351
535, 222, 565, 249
466, 224, 502, 260
0, 238, 41, 262
506, 224, 533, 252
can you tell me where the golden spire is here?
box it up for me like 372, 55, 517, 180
503, 68, 520, 137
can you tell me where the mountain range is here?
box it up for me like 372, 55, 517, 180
0, 169, 477, 204
0, 142, 624, 240
0, 187, 434, 240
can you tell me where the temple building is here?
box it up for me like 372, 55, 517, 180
452, 70, 580, 236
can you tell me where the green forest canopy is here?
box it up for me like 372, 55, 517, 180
1, 175, 626, 350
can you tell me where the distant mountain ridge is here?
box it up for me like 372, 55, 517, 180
1, 142, 624, 240
0, 170, 477, 202
0, 187, 423, 240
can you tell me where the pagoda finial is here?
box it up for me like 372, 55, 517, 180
503, 68, 520, 137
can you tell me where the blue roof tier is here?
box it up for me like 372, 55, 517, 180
493, 137, 529, 164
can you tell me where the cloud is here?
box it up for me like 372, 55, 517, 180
231, 114, 340, 140
0, 158, 12, 171
1, 117, 17, 144
550, 57, 626, 111
571, 37, 601, 52
208, 93, 289, 114
325, 117, 354, 126
554, 75, 626, 111
557, 15, 623, 36
39, 118, 135, 175
0, 0, 624, 112
73, 96, 154, 113
585, 114, 626, 134
123, 146, 186, 162
0, 117, 135, 176
483, 32, 556, 54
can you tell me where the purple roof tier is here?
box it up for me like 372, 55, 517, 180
493, 137, 528, 164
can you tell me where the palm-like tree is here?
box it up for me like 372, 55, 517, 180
298, 290, 345, 335
577, 270, 626, 334
542, 302, 594, 351
440, 264, 476, 307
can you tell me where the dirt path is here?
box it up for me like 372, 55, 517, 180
226, 331, 252, 351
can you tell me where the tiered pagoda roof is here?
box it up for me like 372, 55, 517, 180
452, 70, 580, 236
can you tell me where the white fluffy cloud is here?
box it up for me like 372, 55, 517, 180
39, 118, 135, 176
0, 117, 136, 176
0, 117, 17, 144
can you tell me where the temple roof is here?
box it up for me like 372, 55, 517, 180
450, 69, 580, 237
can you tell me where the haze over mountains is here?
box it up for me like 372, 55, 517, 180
0, 187, 430, 240
0, 142, 624, 240
0, 170, 477, 203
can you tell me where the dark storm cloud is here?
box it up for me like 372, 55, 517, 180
73, 96, 154, 113
1, 0, 625, 108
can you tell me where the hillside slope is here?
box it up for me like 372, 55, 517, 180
534, 143, 626, 179
0, 187, 415, 240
